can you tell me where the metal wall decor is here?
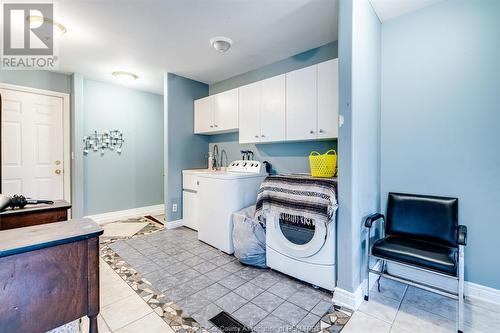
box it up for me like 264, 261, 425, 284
83, 130, 124, 155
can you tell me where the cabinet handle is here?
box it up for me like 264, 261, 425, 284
261, 134, 265, 138
255, 135, 259, 138
214, 124, 218, 128
210, 125, 214, 128
310, 130, 315, 134
319, 129, 324, 133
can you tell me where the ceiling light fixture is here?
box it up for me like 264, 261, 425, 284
210, 36, 233, 53
28, 16, 67, 38
112, 71, 139, 81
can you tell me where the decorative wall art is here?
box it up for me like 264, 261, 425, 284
83, 130, 124, 155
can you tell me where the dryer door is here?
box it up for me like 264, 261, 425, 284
272, 215, 328, 258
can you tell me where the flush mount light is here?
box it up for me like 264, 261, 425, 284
28, 16, 67, 38
210, 36, 233, 53
112, 71, 139, 81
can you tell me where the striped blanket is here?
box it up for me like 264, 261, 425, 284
255, 175, 338, 226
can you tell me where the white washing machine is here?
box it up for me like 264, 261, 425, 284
266, 215, 336, 291
197, 161, 267, 254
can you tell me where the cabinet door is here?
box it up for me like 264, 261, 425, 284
239, 82, 261, 144
261, 74, 286, 143
182, 190, 198, 230
194, 96, 214, 134
214, 88, 238, 132
317, 59, 339, 139
286, 65, 318, 141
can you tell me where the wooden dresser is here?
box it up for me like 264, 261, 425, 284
0, 219, 103, 333
0, 200, 71, 230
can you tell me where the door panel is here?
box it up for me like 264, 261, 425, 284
286, 65, 318, 141
261, 75, 285, 143
194, 96, 214, 134
214, 88, 238, 131
238, 82, 261, 144
1, 88, 65, 200
317, 59, 339, 139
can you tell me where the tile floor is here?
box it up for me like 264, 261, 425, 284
80, 258, 175, 333
96, 219, 500, 333
342, 278, 500, 333
108, 226, 336, 332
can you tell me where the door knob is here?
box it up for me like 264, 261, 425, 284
55, 169, 62, 175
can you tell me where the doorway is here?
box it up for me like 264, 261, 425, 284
0, 84, 70, 202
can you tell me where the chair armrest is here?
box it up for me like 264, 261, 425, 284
365, 213, 385, 228
458, 225, 467, 246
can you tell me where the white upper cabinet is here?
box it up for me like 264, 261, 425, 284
239, 75, 286, 144
239, 81, 261, 144
286, 65, 318, 141
194, 59, 338, 141
260, 75, 286, 143
194, 88, 238, 134
317, 59, 339, 139
214, 88, 238, 132
194, 96, 214, 134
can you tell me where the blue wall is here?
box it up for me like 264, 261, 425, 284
210, 41, 338, 95
381, 0, 500, 289
208, 41, 338, 175
335, 0, 381, 296
83, 79, 164, 215
0, 70, 71, 93
165, 73, 209, 222
209, 133, 336, 175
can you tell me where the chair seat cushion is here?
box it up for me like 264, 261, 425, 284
371, 236, 458, 276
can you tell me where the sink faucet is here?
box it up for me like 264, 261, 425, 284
212, 144, 219, 170
220, 149, 228, 169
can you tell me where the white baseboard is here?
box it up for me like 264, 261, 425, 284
466, 282, 500, 306
333, 261, 382, 311
333, 284, 364, 310
85, 204, 165, 225
387, 263, 500, 306
166, 219, 183, 229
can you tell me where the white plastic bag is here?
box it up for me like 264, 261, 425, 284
232, 205, 267, 268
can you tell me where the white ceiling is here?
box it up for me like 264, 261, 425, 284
54, 0, 338, 94
369, 0, 445, 22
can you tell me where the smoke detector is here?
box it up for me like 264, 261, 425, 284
210, 36, 233, 53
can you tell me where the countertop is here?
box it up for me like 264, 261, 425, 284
0, 200, 71, 216
0, 218, 103, 258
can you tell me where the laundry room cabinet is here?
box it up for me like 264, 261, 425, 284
286, 59, 339, 141
239, 74, 285, 144
194, 89, 238, 134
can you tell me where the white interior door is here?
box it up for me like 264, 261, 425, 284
1, 88, 65, 200
317, 59, 339, 139
286, 65, 318, 141
261, 74, 286, 143
238, 82, 261, 144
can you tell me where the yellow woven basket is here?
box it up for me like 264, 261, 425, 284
309, 150, 337, 178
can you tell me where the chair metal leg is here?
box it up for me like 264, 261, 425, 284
364, 229, 370, 301
457, 245, 464, 333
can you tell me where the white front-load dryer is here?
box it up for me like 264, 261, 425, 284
266, 214, 336, 290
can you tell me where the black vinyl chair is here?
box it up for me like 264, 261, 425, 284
364, 193, 467, 333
